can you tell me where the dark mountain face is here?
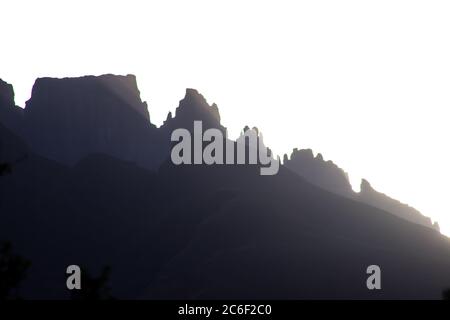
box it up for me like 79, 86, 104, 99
146, 162, 450, 299
1, 131, 449, 299
358, 179, 439, 231
161, 88, 227, 136
284, 148, 439, 231
21, 74, 166, 170
0, 79, 24, 138
0, 75, 448, 299
283, 148, 354, 197
0, 79, 15, 110
1, 78, 228, 172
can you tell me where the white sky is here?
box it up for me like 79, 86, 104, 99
1, 0, 450, 235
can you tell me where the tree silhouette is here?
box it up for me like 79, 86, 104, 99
0, 241, 31, 300
0, 155, 28, 177
443, 288, 450, 300
0, 162, 12, 176
70, 266, 115, 300
0, 162, 31, 300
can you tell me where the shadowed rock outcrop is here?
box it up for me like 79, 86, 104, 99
358, 179, 439, 231
283, 148, 439, 231
283, 148, 354, 197
1, 74, 441, 231
0, 79, 24, 137
21, 74, 165, 169
161, 88, 226, 136
0, 74, 448, 299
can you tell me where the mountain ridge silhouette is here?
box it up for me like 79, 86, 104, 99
283, 148, 438, 231
0, 74, 436, 230
0, 74, 449, 299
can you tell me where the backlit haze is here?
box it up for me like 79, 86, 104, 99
2, 0, 450, 235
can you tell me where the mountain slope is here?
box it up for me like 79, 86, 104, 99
284, 148, 438, 231
1, 123, 449, 299
0, 75, 449, 299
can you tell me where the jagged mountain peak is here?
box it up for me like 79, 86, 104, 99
19, 74, 166, 168
284, 147, 438, 231
0, 79, 15, 106
357, 177, 438, 231
1, 74, 449, 299
162, 88, 226, 134
0, 75, 441, 234
176, 88, 221, 122
316, 153, 324, 161
26, 74, 150, 121
360, 178, 373, 192
284, 148, 353, 197
286, 148, 314, 161
0, 78, 23, 136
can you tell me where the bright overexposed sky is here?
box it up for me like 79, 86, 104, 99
1, 0, 450, 235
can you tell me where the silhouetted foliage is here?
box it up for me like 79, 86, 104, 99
0, 162, 12, 176
443, 288, 450, 300
0, 241, 31, 300
0, 155, 28, 177
70, 266, 115, 300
